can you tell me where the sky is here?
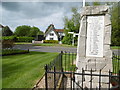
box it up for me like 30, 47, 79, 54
1, 2, 83, 32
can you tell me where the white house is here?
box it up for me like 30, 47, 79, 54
44, 24, 65, 41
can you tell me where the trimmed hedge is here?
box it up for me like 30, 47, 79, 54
43, 40, 58, 44
2, 49, 29, 56
17, 37, 34, 42
2, 36, 34, 42
2, 36, 17, 41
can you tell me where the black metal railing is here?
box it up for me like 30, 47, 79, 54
112, 52, 120, 74
45, 51, 120, 89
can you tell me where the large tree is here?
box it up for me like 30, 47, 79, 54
14, 25, 31, 36
62, 7, 80, 45
2, 26, 13, 36
29, 26, 44, 37
111, 2, 120, 46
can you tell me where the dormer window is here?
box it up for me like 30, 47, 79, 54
50, 33, 54, 36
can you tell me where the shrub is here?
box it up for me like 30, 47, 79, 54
2, 40, 14, 49
43, 40, 58, 44
16, 37, 34, 42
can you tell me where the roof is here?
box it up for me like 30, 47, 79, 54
0, 24, 4, 28
44, 24, 59, 37
54, 29, 64, 33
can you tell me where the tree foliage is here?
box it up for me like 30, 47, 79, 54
29, 26, 43, 37
14, 25, 31, 36
14, 25, 43, 37
111, 2, 120, 46
2, 26, 13, 36
62, 7, 80, 45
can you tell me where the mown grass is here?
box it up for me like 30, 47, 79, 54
33, 43, 77, 48
112, 55, 120, 74
2, 51, 58, 88
14, 42, 32, 44
62, 53, 76, 71
111, 46, 120, 49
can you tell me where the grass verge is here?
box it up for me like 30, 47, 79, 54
111, 46, 120, 49
33, 43, 77, 48
2, 51, 58, 88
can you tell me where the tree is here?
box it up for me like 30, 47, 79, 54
2, 26, 13, 36
29, 26, 44, 37
111, 2, 120, 46
14, 25, 31, 36
62, 7, 80, 45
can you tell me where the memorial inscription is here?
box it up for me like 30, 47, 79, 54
86, 16, 104, 57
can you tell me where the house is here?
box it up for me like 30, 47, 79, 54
44, 24, 65, 41
0, 24, 4, 30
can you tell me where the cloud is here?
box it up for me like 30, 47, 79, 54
1, 2, 82, 32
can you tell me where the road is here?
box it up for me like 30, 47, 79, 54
13, 44, 119, 55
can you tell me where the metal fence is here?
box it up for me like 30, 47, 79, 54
112, 52, 120, 74
44, 51, 120, 89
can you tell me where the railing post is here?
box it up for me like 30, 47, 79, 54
108, 70, 111, 90
45, 65, 48, 90
99, 69, 101, 90
54, 66, 56, 90
118, 70, 120, 90
61, 51, 63, 71
82, 68, 84, 90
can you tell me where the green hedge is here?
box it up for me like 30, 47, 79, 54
2, 36, 17, 41
2, 36, 34, 42
2, 49, 29, 56
43, 40, 58, 44
17, 37, 34, 42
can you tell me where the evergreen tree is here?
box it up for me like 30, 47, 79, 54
2, 26, 13, 36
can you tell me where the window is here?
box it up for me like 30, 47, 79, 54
50, 33, 54, 36
50, 38, 53, 40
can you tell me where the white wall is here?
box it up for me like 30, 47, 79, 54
45, 30, 58, 40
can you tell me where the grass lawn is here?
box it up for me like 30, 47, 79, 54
33, 43, 77, 47
111, 46, 120, 49
112, 55, 120, 74
14, 42, 32, 44
2, 51, 58, 88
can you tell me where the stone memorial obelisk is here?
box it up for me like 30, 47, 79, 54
76, 5, 112, 88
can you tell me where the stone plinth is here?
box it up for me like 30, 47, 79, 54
76, 5, 112, 88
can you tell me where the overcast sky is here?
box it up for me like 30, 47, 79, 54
1, 2, 83, 32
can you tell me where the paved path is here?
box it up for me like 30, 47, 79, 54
13, 44, 119, 55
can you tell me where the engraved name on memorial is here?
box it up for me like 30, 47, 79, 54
86, 16, 104, 57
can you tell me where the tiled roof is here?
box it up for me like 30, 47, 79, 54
54, 29, 64, 32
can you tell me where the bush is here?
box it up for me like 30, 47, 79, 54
2, 36, 17, 41
43, 40, 58, 44
16, 37, 34, 42
2, 49, 29, 56
2, 40, 14, 49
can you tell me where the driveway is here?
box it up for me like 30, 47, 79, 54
13, 44, 119, 55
